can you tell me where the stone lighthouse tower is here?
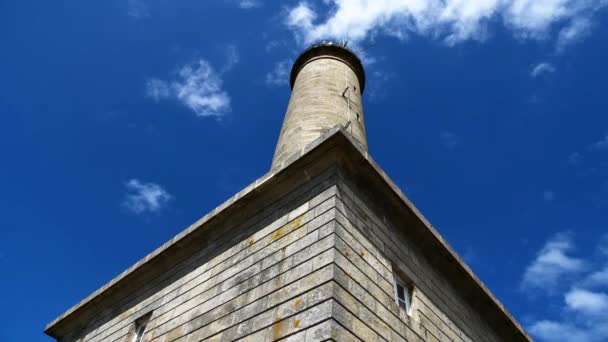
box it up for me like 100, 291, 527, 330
45, 43, 531, 342
272, 43, 367, 170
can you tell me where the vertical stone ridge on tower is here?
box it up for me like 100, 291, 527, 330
271, 42, 367, 170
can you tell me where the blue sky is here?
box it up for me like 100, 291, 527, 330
1, 1, 608, 341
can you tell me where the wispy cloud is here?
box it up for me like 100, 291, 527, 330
586, 267, 608, 287
367, 70, 395, 101
265, 60, 291, 87
568, 133, 608, 168
543, 190, 556, 202
569, 133, 608, 167
585, 237, 608, 288
523, 232, 608, 342
521, 232, 586, 291
238, 0, 261, 9
146, 55, 236, 119
145, 79, 170, 102
122, 179, 172, 215
531, 62, 556, 78
569, 151, 583, 166
588, 135, 608, 152
285, 1, 607, 49
227, 0, 261, 9
440, 131, 461, 151
221, 44, 240, 73
557, 17, 593, 51
462, 246, 477, 265
265, 40, 288, 53
127, 0, 150, 19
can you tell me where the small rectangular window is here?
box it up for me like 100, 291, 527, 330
131, 312, 152, 342
133, 323, 146, 342
393, 275, 413, 315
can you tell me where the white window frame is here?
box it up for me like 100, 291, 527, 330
132, 323, 146, 342
393, 275, 413, 315
131, 313, 152, 342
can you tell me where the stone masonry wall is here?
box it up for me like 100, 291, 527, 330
63, 167, 503, 342
271, 57, 367, 170
333, 172, 503, 341
64, 169, 351, 342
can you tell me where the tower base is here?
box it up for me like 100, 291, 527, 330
45, 127, 530, 342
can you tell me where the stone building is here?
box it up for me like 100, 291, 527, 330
45, 43, 532, 342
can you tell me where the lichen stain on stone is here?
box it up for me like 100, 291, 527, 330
294, 298, 302, 309
248, 238, 255, 246
271, 227, 286, 242
343, 247, 349, 256
359, 250, 365, 257
271, 216, 303, 241
271, 320, 286, 340
294, 319, 301, 328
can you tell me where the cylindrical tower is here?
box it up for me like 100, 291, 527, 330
271, 42, 367, 170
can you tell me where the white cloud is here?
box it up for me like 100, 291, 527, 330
265, 60, 291, 87
529, 320, 598, 342
522, 232, 586, 291
145, 79, 170, 102
531, 62, 556, 78
146, 59, 233, 118
565, 288, 608, 315
505, 0, 569, 34
529, 288, 608, 342
173, 61, 231, 117
523, 232, 608, 342
287, 3, 316, 30
285, 0, 607, 48
236, 0, 261, 9
127, 0, 150, 19
122, 179, 172, 215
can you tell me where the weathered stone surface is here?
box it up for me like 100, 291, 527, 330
271, 44, 367, 170
46, 44, 530, 342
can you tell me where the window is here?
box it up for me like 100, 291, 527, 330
132, 322, 146, 342
393, 275, 413, 315
131, 312, 152, 342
